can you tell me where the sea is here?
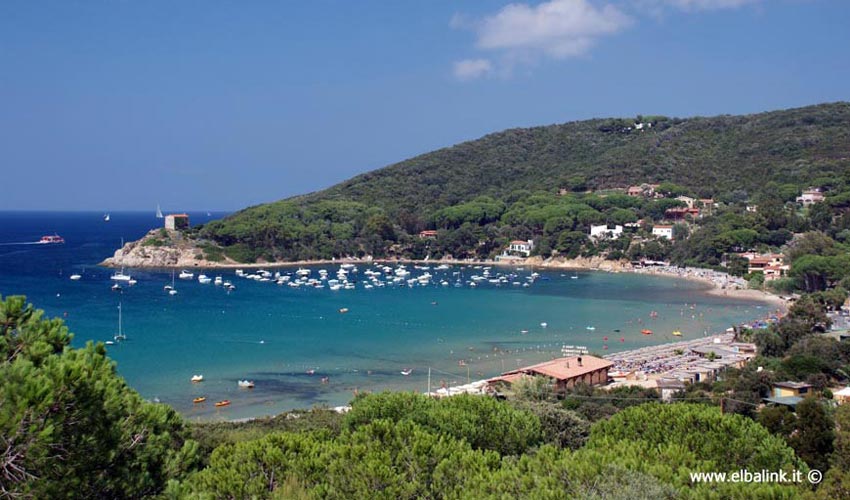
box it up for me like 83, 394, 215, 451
0, 211, 775, 421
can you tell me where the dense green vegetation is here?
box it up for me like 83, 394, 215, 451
193, 102, 850, 263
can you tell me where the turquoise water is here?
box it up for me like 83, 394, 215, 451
0, 212, 774, 421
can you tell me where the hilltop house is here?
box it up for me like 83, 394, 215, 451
488, 355, 613, 394
652, 225, 674, 240
796, 189, 825, 206
589, 224, 623, 240
164, 213, 190, 230
418, 230, 438, 239
627, 183, 661, 198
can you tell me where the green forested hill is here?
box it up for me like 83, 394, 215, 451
198, 102, 850, 262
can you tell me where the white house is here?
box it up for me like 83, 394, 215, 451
796, 189, 825, 206
507, 240, 534, 257
652, 225, 674, 240
589, 224, 623, 240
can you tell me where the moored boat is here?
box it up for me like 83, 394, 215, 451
214, 400, 231, 407
193, 397, 207, 404
191, 374, 204, 382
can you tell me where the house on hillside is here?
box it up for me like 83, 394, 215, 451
664, 207, 701, 221
164, 214, 189, 230
652, 225, 674, 240
796, 189, 825, 206
418, 230, 438, 239
488, 355, 613, 394
675, 196, 696, 208
589, 224, 623, 240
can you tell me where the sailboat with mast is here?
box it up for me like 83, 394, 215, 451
156, 203, 163, 219
113, 302, 127, 342
164, 269, 178, 295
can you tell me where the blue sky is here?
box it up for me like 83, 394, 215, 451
1, 0, 848, 211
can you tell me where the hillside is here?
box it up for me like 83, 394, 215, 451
191, 102, 850, 263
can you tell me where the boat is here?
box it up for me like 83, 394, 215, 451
191, 374, 204, 382
540, 322, 548, 328
69, 274, 82, 280
111, 283, 122, 291
178, 270, 194, 280
338, 308, 349, 314
110, 268, 132, 281
38, 234, 65, 244
198, 274, 212, 284
641, 329, 653, 335
586, 326, 596, 331
672, 330, 683, 337
193, 397, 206, 404
238, 380, 255, 389
165, 270, 178, 295
113, 302, 127, 342
400, 369, 413, 376
103, 213, 110, 222
156, 204, 163, 219
214, 400, 231, 407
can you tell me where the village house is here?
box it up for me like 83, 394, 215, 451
627, 183, 661, 198
664, 207, 701, 221
488, 355, 613, 394
796, 188, 825, 206
652, 225, 674, 240
164, 213, 189, 230
835, 387, 850, 405
418, 230, 438, 239
698, 199, 716, 215
675, 195, 696, 208
589, 224, 623, 240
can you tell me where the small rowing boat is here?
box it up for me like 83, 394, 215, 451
193, 397, 206, 404
641, 329, 653, 335
215, 400, 231, 407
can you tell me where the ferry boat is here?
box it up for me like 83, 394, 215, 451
39, 234, 65, 244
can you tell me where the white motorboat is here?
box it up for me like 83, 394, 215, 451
238, 380, 255, 388
191, 374, 204, 383
198, 274, 212, 284
110, 268, 132, 281
69, 274, 82, 281
179, 270, 194, 280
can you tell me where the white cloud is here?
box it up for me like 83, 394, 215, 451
659, 0, 760, 10
453, 58, 494, 81
474, 0, 632, 59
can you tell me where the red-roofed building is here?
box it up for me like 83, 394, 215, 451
418, 230, 438, 239
489, 355, 613, 393
664, 207, 701, 220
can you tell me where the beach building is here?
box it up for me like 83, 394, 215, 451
418, 230, 438, 239
589, 224, 623, 240
796, 189, 825, 206
505, 240, 534, 257
744, 254, 789, 281
164, 213, 189, 230
772, 381, 812, 398
652, 225, 674, 240
656, 378, 687, 401
489, 355, 613, 394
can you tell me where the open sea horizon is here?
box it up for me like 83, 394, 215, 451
0, 211, 776, 421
